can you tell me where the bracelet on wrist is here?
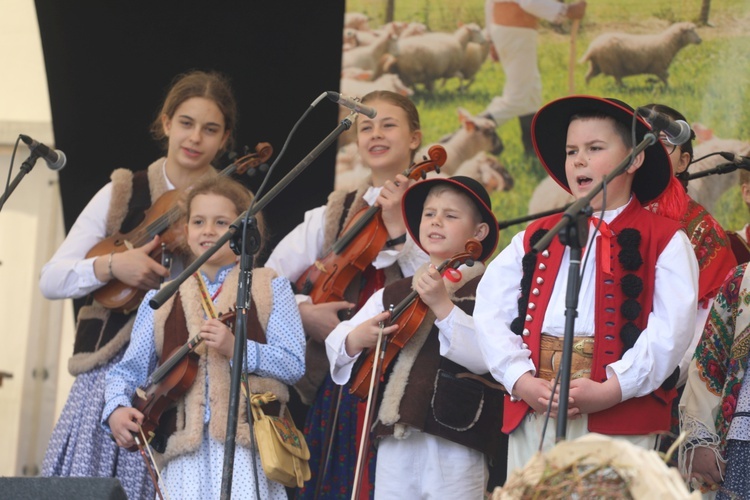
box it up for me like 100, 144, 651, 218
385, 233, 407, 248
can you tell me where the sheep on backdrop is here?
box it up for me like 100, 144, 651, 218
383, 23, 486, 92
414, 107, 504, 175
454, 152, 514, 193
342, 24, 397, 78
344, 12, 370, 31
457, 31, 491, 91
580, 22, 702, 87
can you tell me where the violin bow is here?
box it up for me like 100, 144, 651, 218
134, 426, 170, 500
350, 305, 392, 500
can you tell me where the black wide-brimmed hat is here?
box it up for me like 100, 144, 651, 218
402, 176, 499, 262
531, 95, 672, 204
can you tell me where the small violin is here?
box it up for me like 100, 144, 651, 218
349, 239, 482, 400
88, 144, 272, 314
126, 309, 237, 452
295, 145, 448, 306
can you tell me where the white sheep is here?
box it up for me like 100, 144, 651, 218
580, 22, 702, 86
415, 107, 504, 175
458, 32, 491, 91
384, 24, 486, 92
344, 12, 370, 31
341, 25, 398, 78
453, 152, 514, 193
343, 22, 419, 51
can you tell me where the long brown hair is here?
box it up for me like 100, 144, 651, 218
151, 70, 238, 159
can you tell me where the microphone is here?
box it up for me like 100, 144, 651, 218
20, 134, 67, 171
326, 91, 377, 119
719, 152, 750, 169
636, 108, 693, 146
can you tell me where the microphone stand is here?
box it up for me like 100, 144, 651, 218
149, 116, 354, 499
497, 204, 570, 230
0, 151, 42, 212
685, 162, 743, 180
531, 131, 658, 442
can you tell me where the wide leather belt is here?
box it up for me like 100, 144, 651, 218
492, 2, 539, 29
538, 333, 593, 382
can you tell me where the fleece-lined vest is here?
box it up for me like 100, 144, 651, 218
370, 263, 506, 458
503, 198, 682, 435
69, 159, 172, 375
294, 181, 404, 404
150, 266, 289, 465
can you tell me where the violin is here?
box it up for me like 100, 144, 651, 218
87, 144, 272, 314
349, 239, 482, 400
126, 309, 237, 452
295, 145, 447, 305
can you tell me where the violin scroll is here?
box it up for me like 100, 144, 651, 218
233, 142, 273, 176
406, 144, 447, 180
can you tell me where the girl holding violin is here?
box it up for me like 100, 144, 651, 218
325, 176, 506, 499
39, 70, 237, 498
265, 90, 430, 498
104, 175, 305, 498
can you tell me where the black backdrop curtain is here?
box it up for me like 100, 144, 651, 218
34, 0, 345, 263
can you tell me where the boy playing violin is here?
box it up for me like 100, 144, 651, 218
325, 176, 506, 499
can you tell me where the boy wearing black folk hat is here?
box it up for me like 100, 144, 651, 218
325, 176, 506, 498
473, 95, 700, 474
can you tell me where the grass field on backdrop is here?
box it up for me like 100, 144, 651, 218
345, 0, 750, 251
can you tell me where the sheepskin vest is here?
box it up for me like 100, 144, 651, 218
503, 198, 682, 435
371, 262, 505, 458
151, 266, 288, 465
294, 180, 403, 404
69, 159, 171, 375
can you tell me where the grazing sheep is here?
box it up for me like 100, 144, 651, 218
384, 24, 486, 92
415, 108, 504, 175
344, 12, 370, 31
342, 24, 397, 78
454, 152, 514, 192
399, 22, 427, 38
580, 22, 702, 86
458, 33, 491, 91
343, 22, 419, 51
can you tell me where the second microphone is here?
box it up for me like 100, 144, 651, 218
327, 92, 377, 119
